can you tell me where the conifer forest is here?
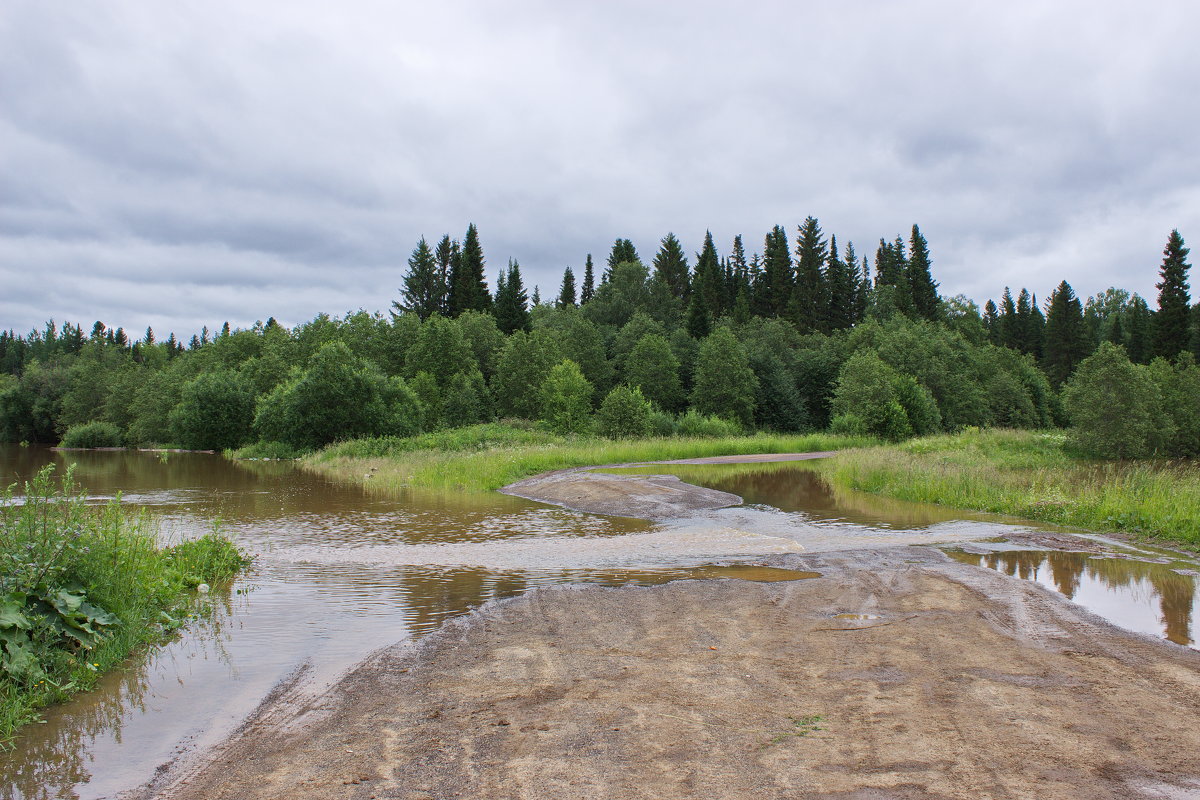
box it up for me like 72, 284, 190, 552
1, 221, 1196, 460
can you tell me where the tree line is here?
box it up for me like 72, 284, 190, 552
0, 222, 1196, 457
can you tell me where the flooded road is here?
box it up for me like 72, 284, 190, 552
1, 448, 1198, 799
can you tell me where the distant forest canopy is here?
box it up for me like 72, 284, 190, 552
0, 221, 1197, 458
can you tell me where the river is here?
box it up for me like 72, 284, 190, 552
1, 446, 1197, 799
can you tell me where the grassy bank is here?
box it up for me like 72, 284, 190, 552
1, 466, 246, 745
819, 429, 1200, 546
305, 423, 873, 493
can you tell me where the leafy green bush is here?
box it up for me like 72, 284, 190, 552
230, 440, 303, 459
1063, 343, 1163, 458
540, 360, 594, 435
59, 421, 123, 449
169, 370, 255, 451
254, 341, 423, 449
675, 410, 742, 438
690, 327, 758, 427
596, 386, 653, 438
1, 465, 246, 741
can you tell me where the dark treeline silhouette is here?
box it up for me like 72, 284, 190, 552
1, 222, 1197, 455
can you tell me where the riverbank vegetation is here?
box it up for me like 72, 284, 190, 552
0, 465, 245, 745
306, 422, 870, 492
821, 429, 1200, 546
0, 222, 1195, 480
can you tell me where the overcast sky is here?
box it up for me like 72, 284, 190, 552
3, 1, 1198, 338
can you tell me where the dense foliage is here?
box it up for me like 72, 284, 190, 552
0, 223, 1196, 457
1, 466, 244, 740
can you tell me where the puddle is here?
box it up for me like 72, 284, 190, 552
944, 549, 1200, 649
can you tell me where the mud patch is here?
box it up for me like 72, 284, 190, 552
501, 468, 743, 519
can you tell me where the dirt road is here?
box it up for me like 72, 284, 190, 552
150, 546, 1200, 799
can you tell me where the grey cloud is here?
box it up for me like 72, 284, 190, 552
2, 0, 1199, 336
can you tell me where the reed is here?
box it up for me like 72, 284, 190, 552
819, 429, 1200, 546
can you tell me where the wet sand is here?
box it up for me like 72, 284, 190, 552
149, 545, 1200, 800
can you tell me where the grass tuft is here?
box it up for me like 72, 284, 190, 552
819, 428, 1200, 545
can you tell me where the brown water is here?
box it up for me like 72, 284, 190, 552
0, 448, 836, 799
2, 448, 1197, 799
945, 548, 1200, 649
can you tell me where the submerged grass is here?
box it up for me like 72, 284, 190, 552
0, 466, 247, 745
819, 428, 1200, 546
306, 423, 873, 493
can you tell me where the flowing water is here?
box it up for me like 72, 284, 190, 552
1, 447, 1197, 799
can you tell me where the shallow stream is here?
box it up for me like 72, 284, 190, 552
1, 447, 1197, 799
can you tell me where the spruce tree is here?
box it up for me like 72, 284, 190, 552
581, 254, 595, 305
983, 300, 999, 343
854, 250, 870, 324
493, 260, 531, 335
759, 225, 792, 318
685, 292, 712, 339
997, 287, 1018, 349
790, 216, 828, 333
1126, 295, 1152, 363
557, 266, 577, 308
449, 223, 490, 316
824, 234, 858, 331
1153, 229, 1192, 359
907, 224, 940, 320
605, 238, 639, 279
692, 231, 724, 321
1014, 289, 1042, 357
395, 236, 443, 320
434, 235, 460, 315
652, 233, 690, 301
1042, 280, 1090, 386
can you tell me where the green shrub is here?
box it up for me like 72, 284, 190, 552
676, 410, 743, 438
648, 409, 676, 437
596, 385, 653, 438
1, 465, 246, 741
169, 370, 255, 451
1063, 343, 1164, 458
59, 421, 123, 449
254, 342, 423, 449
690, 327, 758, 427
830, 350, 930, 441
230, 440, 302, 459
540, 360, 594, 435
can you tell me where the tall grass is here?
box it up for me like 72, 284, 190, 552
0, 465, 246, 745
819, 428, 1200, 546
305, 423, 871, 493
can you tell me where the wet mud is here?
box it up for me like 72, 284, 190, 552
500, 468, 744, 520
149, 547, 1200, 800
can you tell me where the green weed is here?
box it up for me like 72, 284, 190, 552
820, 428, 1200, 546
0, 465, 248, 745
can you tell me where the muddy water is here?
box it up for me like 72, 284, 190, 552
0, 448, 835, 799
2, 449, 1197, 799
945, 548, 1200, 649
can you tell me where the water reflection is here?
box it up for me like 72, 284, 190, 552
606, 461, 1011, 529
945, 549, 1199, 649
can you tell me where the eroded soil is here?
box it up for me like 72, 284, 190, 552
149, 547, 1200, 800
